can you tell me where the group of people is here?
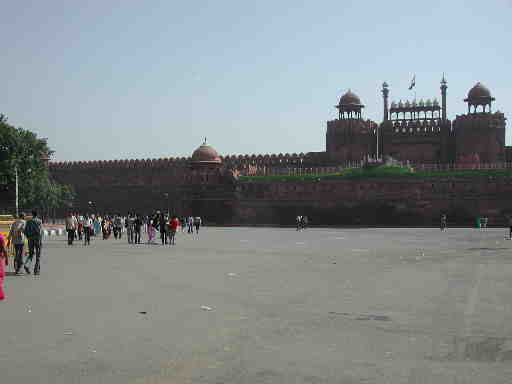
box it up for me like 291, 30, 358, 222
0, 210, 43, 278
440, 214, 492, 232
64, 212, 203, 246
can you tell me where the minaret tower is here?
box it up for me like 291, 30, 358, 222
440, 74, 447, 121
382, 82, 389, 122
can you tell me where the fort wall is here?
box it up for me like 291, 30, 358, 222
50, 158, 512, 226
236, 175, 512, 226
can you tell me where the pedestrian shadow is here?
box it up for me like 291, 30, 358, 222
5, 272, 18, 276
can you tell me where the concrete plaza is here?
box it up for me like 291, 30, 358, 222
2, 227, 512, 383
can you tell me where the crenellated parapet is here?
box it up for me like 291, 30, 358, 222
49, 157, 192, 169
49, 152, 321, 171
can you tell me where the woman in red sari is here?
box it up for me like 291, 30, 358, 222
0, 233, 8, 301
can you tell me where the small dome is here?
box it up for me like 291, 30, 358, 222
465, 82, 494, 104
425, 99, 432, 107
418, 99, 425, 107
390, 101, 397, 108
339, 89, 362, 106
191, 141, 221, 164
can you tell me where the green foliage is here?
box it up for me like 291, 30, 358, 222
340, 165, 414, 178
239, 166, 512, 182
0, 114, 75, 212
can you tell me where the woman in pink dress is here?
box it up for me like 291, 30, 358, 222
146, 215, 156, 244
0, 233, 8, 301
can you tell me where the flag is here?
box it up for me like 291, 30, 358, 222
408, 75, 416, 90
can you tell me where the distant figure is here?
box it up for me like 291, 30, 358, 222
194, 216, 202, 234
0, 232, 7, 300
296, 216, 302, 231
83, 214, 92, 246
113, 215, 123, 239
481, 216, 488, 230
159, 213, 168, 245
508, 216, 512, 240
134, 214, 143, 244
77, 214, 84, 241
187, 216, 194, 234
65, 212, 77, 245
440, 214, 447, 231
147, 214, 157, 244
301, 215, 308, 229
168, 216, 180, 245
125, 213, 134, 244
181, 217, 187, 232
93, 216, 101, 236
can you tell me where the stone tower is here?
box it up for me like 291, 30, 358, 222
380, 81, 451, 163
453, 83, 507, 163
326, 90, 375, 162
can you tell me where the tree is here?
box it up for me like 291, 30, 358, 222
0, 114, 74, 215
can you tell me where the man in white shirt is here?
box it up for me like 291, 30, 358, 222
83, 214, 93, 246
65, 212, 78, 245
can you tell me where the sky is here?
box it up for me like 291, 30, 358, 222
1, 0, 511, 162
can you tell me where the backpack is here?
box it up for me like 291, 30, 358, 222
25, 220, 41, 239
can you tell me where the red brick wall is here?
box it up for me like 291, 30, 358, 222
236, 176, 512, 226
50, 162, 512, 226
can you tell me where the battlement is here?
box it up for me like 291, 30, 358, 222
49, 152, 315, 170
454, 111, 506, 121
49, 157, 191, 169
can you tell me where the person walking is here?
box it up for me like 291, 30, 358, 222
0, 231, 8, 300
187, 216, 194, 234
146, 215, 155, 244
194, 216, 202, 234
440, 214, 447, 231
168, 216, 179, 245
65, 212, 77, 245
181, 217, 186, 232
159, 213, 168, 245
296, 215, 302, 231
24, 210, 43, 275
134, 214, 143, 244
83, 214, 93, 245
93, 216, 101, 236
77, 214, 84, 241
8, 213, 26, 275
125, 213, 134, 244
113, 215, 122, 239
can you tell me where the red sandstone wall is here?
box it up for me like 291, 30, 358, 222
454, 112, 506, 163
49, 158, 512, 226
236, 176, 512, 226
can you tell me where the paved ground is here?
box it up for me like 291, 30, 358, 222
2, 227, 512, 383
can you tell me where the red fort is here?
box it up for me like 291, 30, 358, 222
50, 78, 511, 225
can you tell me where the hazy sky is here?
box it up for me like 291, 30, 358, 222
2, 0, 511, 162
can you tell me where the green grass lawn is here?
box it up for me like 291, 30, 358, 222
238, 165, 512, 182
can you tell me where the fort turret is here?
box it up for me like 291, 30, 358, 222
453, 83, 506, 163
326, 89, 375, 163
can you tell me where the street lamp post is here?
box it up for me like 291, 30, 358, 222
14, 164, 19, 217
164, 193, 169, 215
